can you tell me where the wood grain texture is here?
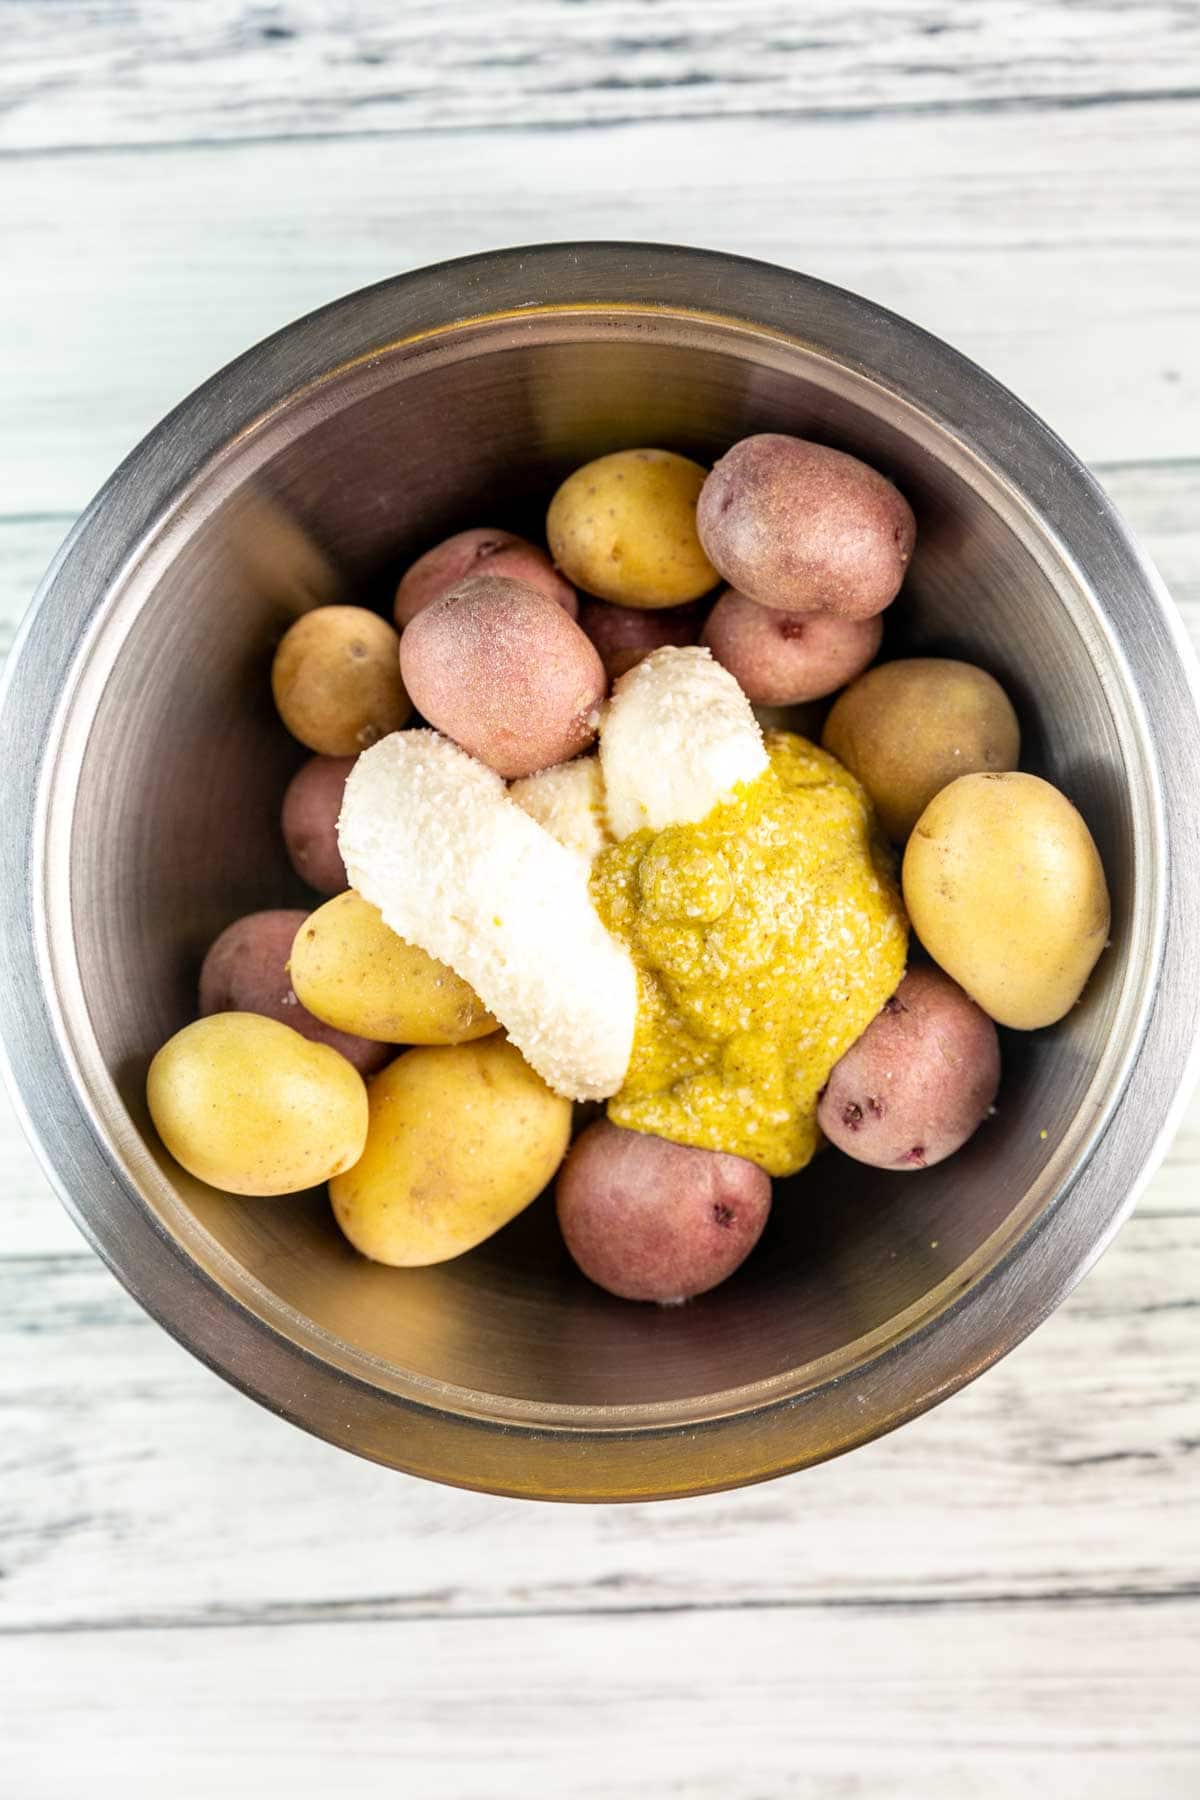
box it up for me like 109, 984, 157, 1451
4, 0, 1200, 151
3, 9, 1200, 1790
0, 1091, 79, 1258
3, 1602, 1199, 1799
0, 515, 70, 660
1, 99, 1198, 513
2, 1209, 1198, 1637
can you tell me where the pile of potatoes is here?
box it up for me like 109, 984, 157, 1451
146, 432, 1110, 1307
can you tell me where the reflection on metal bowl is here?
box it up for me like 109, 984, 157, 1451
2, 244, 1198, 1499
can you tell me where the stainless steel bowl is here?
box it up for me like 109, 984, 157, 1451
3, 244, 1198, 1501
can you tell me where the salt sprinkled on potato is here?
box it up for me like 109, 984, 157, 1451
510, 755, 612, 863
394, 527, 577, 627
399, 574, 607, 779
338, 729, 637, 1100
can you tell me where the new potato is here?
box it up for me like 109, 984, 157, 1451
198, 908, 389, 1076
578, 596, 701, 679
547, 449, 718, 608
903, 772, 1110, 1029
556, 1121, 772, 1303
281, 754, 356, 894
399, 575, 607, 779
823, 658, 1020, 842
290, 889, 496, 1045
147, 1012, 368, 1196
330, 1037, 572, 1265
817, 966, 1000, 1169
272, 605, 410, 756
702, 588, 882, 704
696, 433, 915, 619
394, 528, 577, 627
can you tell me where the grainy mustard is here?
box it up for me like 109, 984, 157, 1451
590, 732, 908, 1175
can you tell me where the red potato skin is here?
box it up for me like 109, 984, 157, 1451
198, 910, 391, 1078
394, 529, 577, 627
281, 755, 356, 895
578, 597, 702, 681
701, 587, 882, 704
399, 575, 608, 779
556, 1120, 772, 1303
817, 966, 1000, 1171
696, 433, 916, 620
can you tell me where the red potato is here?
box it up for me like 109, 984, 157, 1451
281, 755, 355, 895
556, 1120, 772, 1303
701, 587, 882, 704
399, 575, 608, 779
198, 910, 391, 1078
394, 529, 577, 627
578, 597, 702, 681
817, 966, 1000, 1171
696, 433, 916, 619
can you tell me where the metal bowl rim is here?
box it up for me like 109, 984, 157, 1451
2, 241, 1198, 1499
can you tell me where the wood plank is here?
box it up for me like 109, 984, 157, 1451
0, 1091, 81, 1258
4, 11, 1197, 1780
0, 515, 70, 661
4, 0, 1200, 151
1139, 1146, 1200, 1217
2, 1211, 1196, 1634
2, 1602, 1198, 1799
1, 101, 1197, 513
1096, 461, 1200, 644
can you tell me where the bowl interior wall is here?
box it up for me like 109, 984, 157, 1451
68, 319, 1133, 1409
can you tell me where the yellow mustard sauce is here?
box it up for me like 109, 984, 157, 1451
590, 731, 908, 1176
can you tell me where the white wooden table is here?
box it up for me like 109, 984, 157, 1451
3, 6, 1199, 1795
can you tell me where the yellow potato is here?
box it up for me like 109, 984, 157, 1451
289, 890, 495, 1045
271, 605, 410, 755
547, 449, 718, 608
146, 1012, 368, 1196
823, 658, 1020, 842
902, 772, 1110, 1030
329, 1037, 572, 1265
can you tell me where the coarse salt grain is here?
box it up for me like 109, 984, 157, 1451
339, 731, 638, 1101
